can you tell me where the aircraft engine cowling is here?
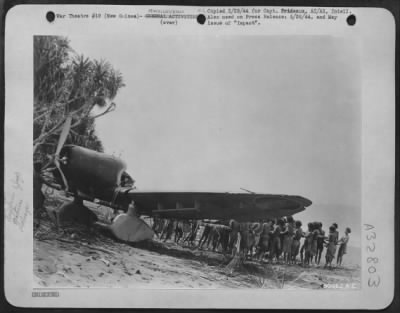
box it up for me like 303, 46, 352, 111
59, 145, 127, 200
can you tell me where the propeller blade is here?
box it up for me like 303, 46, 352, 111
54, 158, 69, 191
55, 115, 72, 156
53, 115, 72, 192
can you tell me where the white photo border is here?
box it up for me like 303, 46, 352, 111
4, 4, 396, 309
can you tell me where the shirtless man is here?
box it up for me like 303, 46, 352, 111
315, 222, 326, 265
291, 220, 304, 264
337, 227, 351, 266
198, 222, 212, 249
257, 220, 272, 261
181, 220, 191, 245
270, 219, 285, 264
249, 222, 262, 259
303, 222, 314, 266
211, 225, 222, 252
205, 225, 218, 250
332, 223, 339, 242
324, 225, 338, 269
282, 216, 295, 264
162, 219, 175, 242
239, 222, 251, 258
219, 225, 231, 253
174, 220, 184, 243
184, 219, 199, 246
228, 219, 241, 253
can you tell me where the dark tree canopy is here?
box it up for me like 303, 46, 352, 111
34, 36, 125, 165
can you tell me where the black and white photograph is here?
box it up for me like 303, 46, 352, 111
32, 33, 362, 289
4, 5, 395, 309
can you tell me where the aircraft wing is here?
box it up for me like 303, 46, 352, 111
124, 190, 312, 221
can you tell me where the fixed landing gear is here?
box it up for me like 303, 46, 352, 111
47, 198, 98, 229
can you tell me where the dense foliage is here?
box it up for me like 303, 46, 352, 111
33, 36, 125, 165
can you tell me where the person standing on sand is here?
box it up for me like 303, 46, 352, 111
152, 216, 164, 236
303, 222, 314, 266
250, 221, 262, 259
219, 225, 230, 253
310, 221, 320, 265
159, 218, 168, 240
291, 220, 303, 264
257, 220, 272, 261
228, 219, 241, 253
278, 217, 287, 260
239, 222, 252, 258
181, 220, 191, 245
324, 225, 337, 269
184, 220, 199, 246
269, 219, 284, 264
337, 227, 351, 266
315, 222, 326, 265
205, 224, 217, 250
163, 219, 175, 242
332, 223, 339, 242
198, 222, 212, 249
282, 216, 295, 264
211, 225, 222, 252
268, 219, 275, 259
174, 220, 184, 243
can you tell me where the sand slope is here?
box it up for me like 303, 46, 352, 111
34, 220, 360, 290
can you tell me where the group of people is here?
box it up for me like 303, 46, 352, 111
151, 216, 352, 268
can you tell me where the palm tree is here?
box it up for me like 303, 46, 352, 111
33, 36, 125, 162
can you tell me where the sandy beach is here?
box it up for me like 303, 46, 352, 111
34, 205, 361, 290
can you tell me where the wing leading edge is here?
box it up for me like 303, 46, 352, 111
124, 191, 312, 222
